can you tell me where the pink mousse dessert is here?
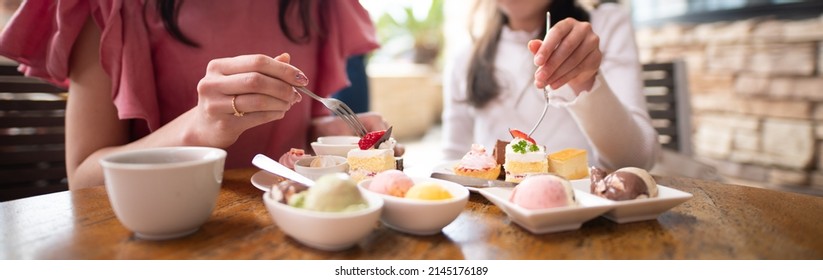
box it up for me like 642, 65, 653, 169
453, 144, 501, 180
278, 148, 310, 170
367, 169, 414, 197
509, 175, 577, 210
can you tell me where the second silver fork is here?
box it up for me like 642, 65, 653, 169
294, 86, 368, 137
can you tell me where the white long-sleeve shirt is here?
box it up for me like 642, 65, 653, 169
442, 4, 660, 171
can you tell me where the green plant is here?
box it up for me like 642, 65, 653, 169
374, 0, 444, 65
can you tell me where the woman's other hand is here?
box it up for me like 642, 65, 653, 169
191, 53, 305, 147
311, 111, 387, 136
529, 17, 602, 93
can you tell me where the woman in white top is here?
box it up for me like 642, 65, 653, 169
442, 0, 659, 171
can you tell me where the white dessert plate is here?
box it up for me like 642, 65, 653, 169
251, 170, 286, 192
478, 187, 613, 234
569, 179, 694, 223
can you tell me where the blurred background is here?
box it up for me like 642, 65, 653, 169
3, 0, 823, 197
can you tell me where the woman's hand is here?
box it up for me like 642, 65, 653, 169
529, 18, 602, 93
190, 53, 305, 147
311, 112, 405, 156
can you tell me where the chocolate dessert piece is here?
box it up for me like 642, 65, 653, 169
395, 157, 404, 171
492, 139, 509, 166
492, 139, 509, 180
590, 166, 658, 201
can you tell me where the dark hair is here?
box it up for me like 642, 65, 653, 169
465, 0, 590, 108
155, 0, 326, 47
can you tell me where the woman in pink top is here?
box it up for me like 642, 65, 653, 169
0, 0, 388, 188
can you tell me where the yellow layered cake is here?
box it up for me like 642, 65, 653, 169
548, 148, 589, 180
503, 138, 549, 183
347, 147, 396, 183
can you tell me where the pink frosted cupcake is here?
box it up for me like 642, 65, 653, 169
453, 144, 502, 180
278, 148, 310, 170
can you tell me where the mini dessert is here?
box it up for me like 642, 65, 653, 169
272, 180, 309, 204
590, 166, 658, 201
347, 129, 397, 182
548, 148, 589, 180
503, 129, 549, 183
492, 139, 508, 167
279, 148, 311, 170
454, 144, 501, 180
368, 170, 414, 197
509, 174, 577, 210
288, 173, 368, 212
492, 139, 509, 180
310, 155, 338, 168
405, 182, 453, 201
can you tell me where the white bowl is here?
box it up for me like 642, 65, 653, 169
310, 136, 360, 157
293, 155, 348, 181
99, 146, 226, 240
358, 177, 469, 235
262, 188, 383, 251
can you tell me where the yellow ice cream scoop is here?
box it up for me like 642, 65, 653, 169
405, 183, 453, 201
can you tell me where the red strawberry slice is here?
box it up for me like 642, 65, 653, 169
358, 130, 386, 150
509, 128, 536, 144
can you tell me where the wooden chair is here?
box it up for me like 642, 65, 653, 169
0, 63, 69, 202
643, 61, 693, 155
642, 60, 722, 181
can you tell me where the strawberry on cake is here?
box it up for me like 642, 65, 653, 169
454, 144, 501, 180
347, 128, 397, 182
504, 129, 549, 183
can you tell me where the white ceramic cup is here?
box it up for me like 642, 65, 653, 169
99, 146, 226, 240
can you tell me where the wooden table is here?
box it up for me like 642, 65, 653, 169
2, 168, 822, 259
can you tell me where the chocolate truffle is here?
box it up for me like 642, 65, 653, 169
590, 167, 658, 201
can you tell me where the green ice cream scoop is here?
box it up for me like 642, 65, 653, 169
289, 173, 367, 212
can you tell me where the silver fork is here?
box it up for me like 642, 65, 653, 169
294, 86, 368, 137
528, 88, 550, 137
528, 12, 552, 138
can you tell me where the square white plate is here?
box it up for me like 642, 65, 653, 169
436, 160, 694, 224
478, 187, 613, 234
568, 179, 693, 223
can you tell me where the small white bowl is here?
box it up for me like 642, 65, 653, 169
293, 155, 348, 181
262, 187, 383, 251
310, 136, 360, 157
358, 177, 469, 235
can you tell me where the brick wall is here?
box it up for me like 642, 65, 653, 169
636, 15, 823, 191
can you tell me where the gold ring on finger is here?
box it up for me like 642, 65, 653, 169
231, 95, 244, 117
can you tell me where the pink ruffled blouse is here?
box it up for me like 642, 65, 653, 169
0, 0, 379, 168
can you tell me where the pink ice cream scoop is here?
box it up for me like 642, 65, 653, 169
368, 169, 414, 197
509, 175, 577, 209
